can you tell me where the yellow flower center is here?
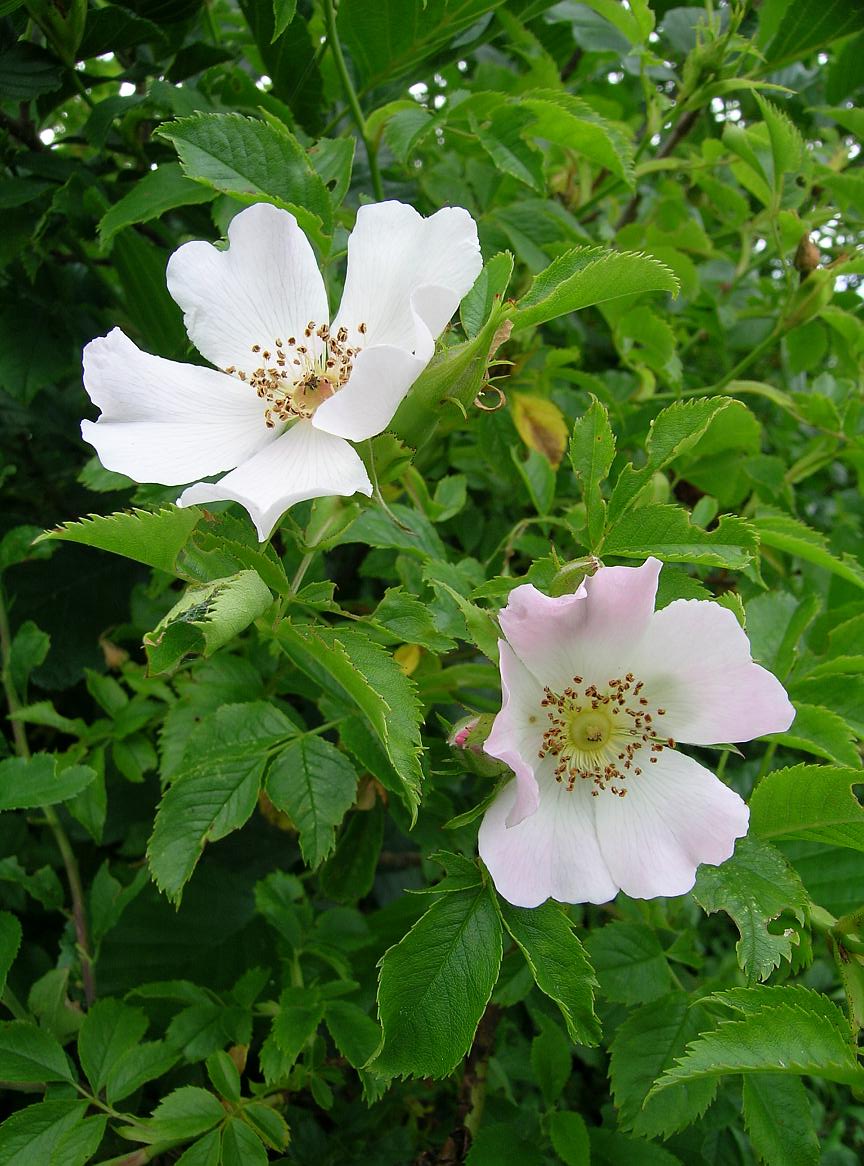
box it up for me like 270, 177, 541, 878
224, 320, 367, 427
538, 673, 673, 798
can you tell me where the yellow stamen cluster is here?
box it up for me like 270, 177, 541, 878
224, 321, 366, 428
538, 673, 671, 797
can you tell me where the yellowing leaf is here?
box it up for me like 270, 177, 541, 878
394, 644, 422, 675
511, 394, 568, 468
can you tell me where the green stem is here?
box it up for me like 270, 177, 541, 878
322, 0, 384, 201
0, 583, 96, 1006
710, 326, 782, 393
289, 551, 315, 595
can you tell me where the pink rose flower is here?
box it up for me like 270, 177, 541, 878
478, 558, 795, 907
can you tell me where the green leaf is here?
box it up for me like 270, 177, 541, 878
512, 247, 678, 331
271, 0, 297, 39
608, 398, 741, 523
49, 1115, 107, 1166
754, 95, 804, 192
693, 836, 807, 983
205, 1050, 241, 1102
589, 1127, 684, 1165
9, 620, 49, 698
99, 163, 214, 247
0, 1021, 74, 1083
610, 994, 717, 1139
512, 446, 556, 516
0, 911, 21, 996
602, 505, 757, 569
0, 1101, 87, 1165
764, 0, 864, 67
221, 1119, 268, 1166
466, 1122, 545, 1166
336, 0, 501, 90
753, 507, 864, 590
650, 985, 864, 1093
497, 899, 600, 1045
241, 1102, 290, 1152
318, 803, 385, 903
766, 702, 861, 768
78, 998, 147, 1094
175, 1130, 221, 1166
148, 702, 297, 902
741, 1074, 820, 1166
122, 1086, 225, 1145
105, 1040, 178, 1105
372, 885, 503, 1079
548, 1111, 591, 1166
370, 587, 457, 653
460, 252, 514, 339
112, 229, 188, 358
531, 1015, 571, 1104
143, 570, 273, 674
521, 91, 635, 185
276, 623, 423, 818
266, 735, 357, 867
585, 921, 673, 1005
271, 986, 325, 1062
749, 763, 864, 852
325, 1000, 381, 1069
569, 396, 615, 549
38, 506, 202, 574
158, 113, 332, 246
0, 755, 96, 812
471, 105, 545, 192
422, 565, 500, 661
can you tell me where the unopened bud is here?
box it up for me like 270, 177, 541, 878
448, 714, 505, 777
793, 233, 821, 282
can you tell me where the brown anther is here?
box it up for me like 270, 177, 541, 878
252, 344, 261, 353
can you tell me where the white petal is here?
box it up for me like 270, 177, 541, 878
499, 558, 662, 690
484, 641, 546, 826
631, 599, 796, 745
166, 203, 329, 375
479, 776, 618, 907
177, 421, 372, 541
332, 201, 482, 353
312, 343, 426, 443
82, 328, 273, 485
594, 748, 749, 900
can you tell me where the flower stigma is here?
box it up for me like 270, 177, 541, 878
224, 320, 368, 428
538, 673, 672, 797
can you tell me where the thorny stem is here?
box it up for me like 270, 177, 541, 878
0, 583, 96, 1005
323, 0, 385, 201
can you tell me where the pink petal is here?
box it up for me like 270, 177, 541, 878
177, 420, 372, 541
479, 777, 618, 907
499, 558, 662, 689
632, 600, 795, 745
166, 203, 329, 376
82, 328, 274, 485
484, 641, 546, 826
594, 748, 749, 900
